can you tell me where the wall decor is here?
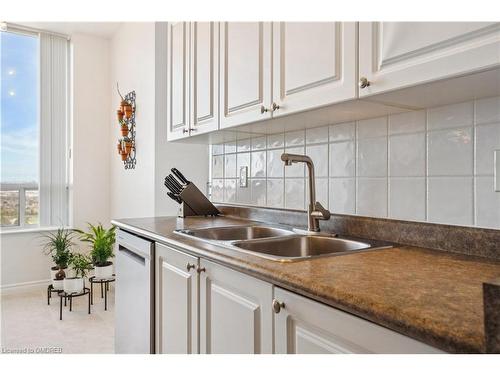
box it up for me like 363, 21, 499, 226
116, 83, 136, 169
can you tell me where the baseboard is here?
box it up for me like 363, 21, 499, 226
0, 279, 50, 295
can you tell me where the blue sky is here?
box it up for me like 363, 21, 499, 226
1, 31, 39, 183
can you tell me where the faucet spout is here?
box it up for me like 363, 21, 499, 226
281, 153, 331, 232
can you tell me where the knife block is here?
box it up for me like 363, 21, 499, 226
178, 183, 220, 217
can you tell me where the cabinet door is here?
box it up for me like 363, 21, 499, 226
167, 22, 190, 140
359, 22, 500, 97
272, 22, 356, 117
155, 243, 198, 354
199, 259, 273, 353
219, 22, 272, 129
190, 22, 219, 135
274, 287, 442, 354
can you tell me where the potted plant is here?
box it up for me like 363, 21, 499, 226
76, 223, 116, 279
117, 109, 124, 121
64, 253, 92, 294
117, 139, 123, 153
41, 228, 74, 289
123, 137, 133, 154
120, 123, 128, 136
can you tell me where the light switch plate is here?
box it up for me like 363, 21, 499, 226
239, 166, 248, 188
495, 150, 500, 192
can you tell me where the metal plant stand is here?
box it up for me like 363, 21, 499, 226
89, 275, 115, 311
58, 288, 91, 320
47, 284, 66, 306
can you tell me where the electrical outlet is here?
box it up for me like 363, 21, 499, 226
239, 166, 248, 188
495, 150, 500, 192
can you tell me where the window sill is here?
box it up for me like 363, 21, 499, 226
0, 226, 73, 235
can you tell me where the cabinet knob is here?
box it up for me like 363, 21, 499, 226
272, 299, 285, 314
196, 266, 206, 274
272, 102, 280, 112
358, 77, 370, 89
186, 263, 196, 271
260, 105, 269, 114
182, 128, 189, 134
189, 127, 197, 132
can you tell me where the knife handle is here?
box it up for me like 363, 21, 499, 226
171, 168, 189, 184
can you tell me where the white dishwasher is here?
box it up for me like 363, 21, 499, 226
115, 229, 154, 354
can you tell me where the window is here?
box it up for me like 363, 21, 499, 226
1, 25, 69, 230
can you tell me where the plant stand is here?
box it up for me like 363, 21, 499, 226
58, 288, 91, 320
47, 284, 66, 306
89, 275, 115, 311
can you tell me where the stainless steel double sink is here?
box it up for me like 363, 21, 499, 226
174, 225, 391, 262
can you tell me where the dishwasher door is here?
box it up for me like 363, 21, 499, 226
115, 229, 154, 354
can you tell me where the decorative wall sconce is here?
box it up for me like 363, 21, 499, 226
116, 83, 136, 169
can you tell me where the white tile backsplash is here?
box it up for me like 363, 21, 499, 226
475, 123, 500, 176
210, 96, 500, 229
329, 178, 355, 214
357, 137, 388, 177
427, 101, 473, 130
389, 133, 425, 177
389, 110, 426, 135
357, 178, 388, 217
427, 127, 473, 176
389, 177, 426, 221
475, 96, 500, 125
285, 178, 305, 210
329, 141, 355, 177
428, 177, 473, 226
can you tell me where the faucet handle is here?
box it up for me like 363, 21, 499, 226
312, 202, 331, 220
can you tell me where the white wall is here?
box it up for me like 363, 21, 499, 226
109, 23, 157, 219
1, 33, 112, 288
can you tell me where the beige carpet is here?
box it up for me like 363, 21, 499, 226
1, 284, 114, 354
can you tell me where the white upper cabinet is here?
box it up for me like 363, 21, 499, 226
358, 22, 500, 97
190, 22, 219, 135
199, 259, 273, 354
155, 243, 198, 354
219, 22, 272, 129
273, 287, 442, 354
167, 22, 190, 140
272, 22, 357, 117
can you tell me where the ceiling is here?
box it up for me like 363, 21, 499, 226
19, 22, 122, 38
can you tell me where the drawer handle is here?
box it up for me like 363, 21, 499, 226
272, 102, 280, 112
196, 266, 206, 274
186, 263, 196, 271
359, 77, 370, 89
260, 105, 269, 114
272, 299, 285, 314
182, 128, 189, 134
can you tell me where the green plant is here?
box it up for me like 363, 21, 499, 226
69, 253, 93, 278
41, 228, 74, 268
76, 223, 116, 266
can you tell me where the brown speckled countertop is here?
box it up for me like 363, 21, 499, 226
111, 215, 500, 353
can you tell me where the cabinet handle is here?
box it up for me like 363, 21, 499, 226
196, 266, 206, 273
182, 128, 189, 134
189, 128, 197, 132
272, 102, 280, 112
260, 105, 269, 114
272, 299, 285, 314
186, 263, 196, 271
358, 77, 370, 89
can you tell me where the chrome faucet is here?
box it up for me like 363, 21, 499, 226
281, 153, 331, 232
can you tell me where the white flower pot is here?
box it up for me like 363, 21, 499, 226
63, 277, 84, 294
52, 278, 64, 290
94, 263, 113, 279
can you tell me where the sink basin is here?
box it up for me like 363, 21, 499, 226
175, 225, 295, 241
232, 235, 373, 261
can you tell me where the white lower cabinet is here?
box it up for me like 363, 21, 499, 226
273, 287, 442, 354
155, 243, 198, 354
199, 259, 273, 353
154, 243, 442, 354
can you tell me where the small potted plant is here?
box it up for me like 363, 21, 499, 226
41, 228, 74, 289
120, 123, 128, 136
117, 109, 124, 121
120, 150, 128, 161
123, 137, 133, 154
121, 100, 133, 118
117, 139, 123, 154
76, 223, 116, 279
64, 253, 92, 294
